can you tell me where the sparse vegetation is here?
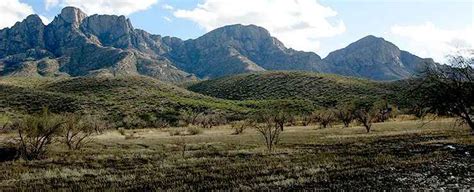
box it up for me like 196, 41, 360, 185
230, 120, 254, 135
11, 109, 64, 160
188, 72, 398, 107
62, 114, 104, 150
187, 126, 203, 135
0, 72, 472, 190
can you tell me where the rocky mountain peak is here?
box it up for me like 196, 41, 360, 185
80, 14, 135, 48
1, 7, 437, 82
323, 35, 436, 80
199, 24, 275, 45
347, 35, 398, 51
57, 6, 87, 27
22, 15, 44, 26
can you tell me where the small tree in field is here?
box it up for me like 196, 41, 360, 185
353, 100, 378, 133
255, 117, 282, 152
312, 109, 336, 128
412, 54, 474, 131
253, 111, 286, 152
336, 104, 354, 128
12, 109, 64, 160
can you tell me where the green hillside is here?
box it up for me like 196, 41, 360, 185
188, 71, 404, 107
0, 76, 247, 128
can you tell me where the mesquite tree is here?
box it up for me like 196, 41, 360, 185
412, 54, 474, 131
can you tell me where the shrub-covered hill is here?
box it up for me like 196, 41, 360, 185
187, 71, 405, 107
0, 76, 248, 128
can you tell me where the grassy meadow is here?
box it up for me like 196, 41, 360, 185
0, 119, 472, 190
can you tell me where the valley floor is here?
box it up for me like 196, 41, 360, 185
0, 119, 473, 190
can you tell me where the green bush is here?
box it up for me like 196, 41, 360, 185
12, 109, 64, 160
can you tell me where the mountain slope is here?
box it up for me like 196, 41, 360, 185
0, 7, 195, 82
322, 35, 436, 80
0, 76, 247, 128
167, 24, 323, 78
0, 7, 437, 81
187, 71, 400, 107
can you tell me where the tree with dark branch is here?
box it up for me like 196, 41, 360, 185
412, 53, 474, 131
12, 109, 64, 160
254, 113, 283, 152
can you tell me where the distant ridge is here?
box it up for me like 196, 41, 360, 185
0, 7, 436, 82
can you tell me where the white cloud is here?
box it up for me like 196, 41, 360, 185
173, 0, 345, 52
0, 0, 35, 29
163, 16, 172, 22
162, 4, 174, 11
391, 22, 473, 62
45, 0, 159, 16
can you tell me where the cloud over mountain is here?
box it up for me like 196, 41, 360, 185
173, 0, 345, 53
45, 0, 158, 15
0, 0, 36, 29
391, 22, 473, 62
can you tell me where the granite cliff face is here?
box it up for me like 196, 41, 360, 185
0, 7, 194, 82
0, 7, 436, 82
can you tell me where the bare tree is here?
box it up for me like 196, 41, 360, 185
12, 109, 64, 160
312, 109, 336, 128
412, 53, 474, 131
255, 115, 282, 152
62, 114, 103, 150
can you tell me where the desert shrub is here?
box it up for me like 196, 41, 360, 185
231, 120, 255, 135
121, 115, 147, 129
118, 128, 126, 136
11, 109, 64, 160
312, 109, 336, 128
187, 126, 203, 135
62, 114, 104, 150
180, 109, 202, 126
195, 113, 227, 128
169, 129, 182, 136
0, 114, 11, 132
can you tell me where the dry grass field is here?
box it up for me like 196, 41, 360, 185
0, 119, 472, 190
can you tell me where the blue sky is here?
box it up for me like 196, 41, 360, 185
1, 0, 473, 62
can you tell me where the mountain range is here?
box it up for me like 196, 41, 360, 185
0, 7, 436, 82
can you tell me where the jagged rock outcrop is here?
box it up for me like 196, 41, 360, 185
0, 7, 195, 82
322, 35, 436, 80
